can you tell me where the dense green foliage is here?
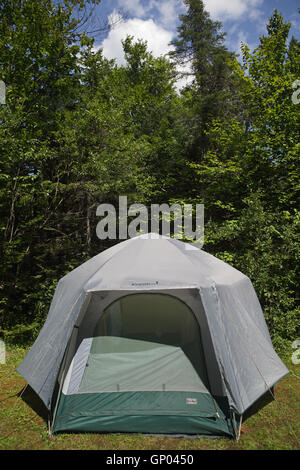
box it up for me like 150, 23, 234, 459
0, 0, 299, 350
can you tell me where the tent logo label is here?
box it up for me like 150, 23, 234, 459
131, 281, 159, 287
186, 398, 198, 405
96, 196, 204, 249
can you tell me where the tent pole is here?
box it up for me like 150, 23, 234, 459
48, 412, 53, 438
236, 414, 243, 442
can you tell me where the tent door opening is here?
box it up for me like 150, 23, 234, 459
52, 293, 233, 436
94, 293, 210, 390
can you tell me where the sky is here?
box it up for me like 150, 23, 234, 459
89, 0, 299, 68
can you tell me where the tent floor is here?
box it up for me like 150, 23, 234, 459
52, 391, 235, 437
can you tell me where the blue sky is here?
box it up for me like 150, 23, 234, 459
91, 0, 299, 66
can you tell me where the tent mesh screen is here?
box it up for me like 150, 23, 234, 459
93, 293, 210, 390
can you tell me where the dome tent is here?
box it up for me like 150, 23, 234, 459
17, 233, 288, 438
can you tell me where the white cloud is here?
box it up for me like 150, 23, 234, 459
101, 17, 174, 65
148, 0, 183, 27
175, 62, 194, 91
202, 0, 264, 21
99, 14, 193, 91
117, 0, 148, 18
117, 0, 184, 28
112, 0, 265, 30
108, 10, 123, 27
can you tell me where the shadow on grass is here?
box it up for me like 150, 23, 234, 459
242, 388, 274, 422
19, 385, 48, 423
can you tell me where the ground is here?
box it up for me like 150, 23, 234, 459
0, 347, 299, 450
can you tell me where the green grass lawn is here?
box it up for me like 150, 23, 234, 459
0, 347, 299, 450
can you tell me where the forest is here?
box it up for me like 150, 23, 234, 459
0, 0, 299, 352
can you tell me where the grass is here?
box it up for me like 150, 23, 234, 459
0, 347, 299, 450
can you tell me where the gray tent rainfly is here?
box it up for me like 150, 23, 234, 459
17, 233, 289, 438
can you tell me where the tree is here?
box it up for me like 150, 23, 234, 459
169, 0, 238, 161
189, 10, 300, 348
77, 36, 189, 212
0, 0, 98, 341
236, 10, 300, 209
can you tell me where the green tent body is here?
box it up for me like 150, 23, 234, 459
17, 234, 288, 438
